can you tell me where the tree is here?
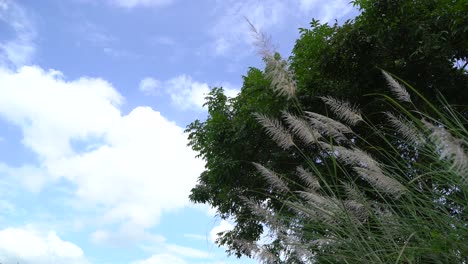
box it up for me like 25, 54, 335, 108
186, 0, 468, 260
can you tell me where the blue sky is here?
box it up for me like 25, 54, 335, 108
0, 0, 358, 263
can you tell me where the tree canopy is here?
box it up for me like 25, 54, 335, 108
185, 0, 468, 261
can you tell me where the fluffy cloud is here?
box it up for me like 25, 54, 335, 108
139, 74, 239, 110
0, 65, 204, 241
0, 227, 88, 264
108, 0, 173, 8
210, 220, 234, 243
0, 0, 36, 67
131, 254, 187, 264
139, 77, 161, 95
298, 0, 355, 22
129, 239, 212, 264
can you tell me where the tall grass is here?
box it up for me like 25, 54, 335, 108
242, 26, 467, 263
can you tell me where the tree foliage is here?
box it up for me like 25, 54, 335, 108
185, 0, 468, 261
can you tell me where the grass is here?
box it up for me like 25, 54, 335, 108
243, 67, 467, 263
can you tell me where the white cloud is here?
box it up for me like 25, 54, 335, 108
108, 0, 173, 8
0, 164, 48, 192
131, 254, 187, 264
0, 0, 36, 68
139, 74, 239, 110
210, 220, 234, 243
152, 36, 176, 46
0, 66, 122, 161
0, 65, 205, 242
298, 0, 355, 22
0, 227, 88, 264
165, 244, 211, 259
139, 77, 161, 95
130, 241, 212, 264
183, 233, 208, 241
165, 74, 211, 110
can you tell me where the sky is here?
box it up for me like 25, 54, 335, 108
0, 0, 358, 263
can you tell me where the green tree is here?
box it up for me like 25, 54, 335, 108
186, 0, 468, 260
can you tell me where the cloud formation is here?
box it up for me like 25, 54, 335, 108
139, 77, 161, 95
108, 0, 174, 8
0, 0, 36, 67
0, 65, 204, 242
139, 74, 239, 110
0, 227, 88, 264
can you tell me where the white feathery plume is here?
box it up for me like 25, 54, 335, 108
310, 239, 334, 247
306, 112, 353, 134
296, 166, 320, 190
247, 18, 296, 99
382, 70, 412, 103
253, 162, 290, 193
285, 200, 331, 223
386, 112, 425, 145
344, 200, 368, 223
305, 111, 351, 143
351, 148, 382, 172
353, 166, 407, 197
282, 111, 321, 145
422, 119, 468, 180
319, 143, 377, 169
233, 239, 259, 256
246, 17, 273, 59
254, 113, 294, 149
296, 191, 341, 218
292, 244, 316, 261
319, 96, 363, 125
343, 183, 365, 201
257, 248, 278, 264
240, 197, 284, 232
319, 142, 407, 197
265, 55, 297, 99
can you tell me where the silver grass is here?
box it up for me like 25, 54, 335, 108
319, 143, 379, 171
310, 239, 335, 247
386, 112, 425, 145
296, 191, 341, 222
352, 148, 382, 172
344, 200, 368, 223
296, 166, 320, 190
343, 183, 366, 201
382, 70, 412, 103
246, 17, 273, 59
289, 200, 335, 224
253, 162, 290, 193
320, 142, 406, 196
422, 119, 468, 179
292, 244, 316, 261
297, 191, 334, 208
353, 166, 407, 197
241, 197, 284, 232
246, 19, 296, 99
282, 111, 321, 145
319, 96, 363, 125
305, 111, 351, 143
233, 239, 259, 256
257, 248, 278, 264
265, 56, 297, 99
285, 200, 334, 223
305, 111, 353, 134
254, 113, 294, 149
